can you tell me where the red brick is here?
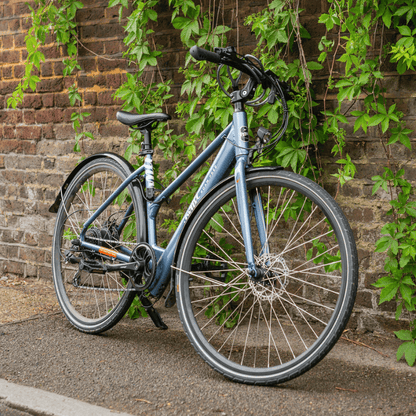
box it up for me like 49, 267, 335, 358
23, 110, 36, 125
36, 78, 63, 93
35, 108, 66, 124
78, 41, 105, 57
84, 92, 97, 105
39, 46, 61, 59
98, 123, 128, 137
107, 107, 118, 121
41, 125, 54, 140
24, 233, 39, 247
23, 94, 42, 109
55, 93, 71, 108
80, 57, 97, 72
14, 33, 25, 47
89, 107, 107, 122
78, 74, 106, 88
41, 62, 53, 77
97, 91, 115, 106
77, 7, 105, 22
4, 4, 13, 15
16, 126, 42, 140
42, 93, 54, 107
63, 77, 76, 89
107, 73, 121, 89
14, 65, 25, 78
2, 66, 13, 79
0, 140, 36, 154
104, 40, 126, 55
3, 126, 16, 139
2, 35, 14, 49
14, 2, 32, 15
63, 108, 75, 122
8, 19, 20, 32
3, 261, 25, 276
19, 247, 45, 263
0, 110, 22, 124
97, 58, 126, 72
82, 23, 124, 40
53, 124, 75, 140
0, 81, 19, 95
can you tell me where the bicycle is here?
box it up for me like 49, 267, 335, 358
49, 46, 358, 385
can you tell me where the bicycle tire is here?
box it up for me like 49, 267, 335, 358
176, 170, 358, 384
52, 157, 146, 334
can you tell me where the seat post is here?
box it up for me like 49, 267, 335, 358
139, 128, 153, 156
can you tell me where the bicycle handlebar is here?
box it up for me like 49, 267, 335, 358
189, 45, 291, 161
190, 45, 221, 64
190, 45, 261, 80
189, 45, 291, 105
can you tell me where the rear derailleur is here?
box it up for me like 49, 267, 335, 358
64, 240, 167, 330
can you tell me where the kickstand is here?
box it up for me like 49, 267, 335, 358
139, 294, 168, 330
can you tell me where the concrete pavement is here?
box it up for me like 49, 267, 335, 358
0, 308, 415, 416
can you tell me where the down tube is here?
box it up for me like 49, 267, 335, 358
148, 128, 237, 296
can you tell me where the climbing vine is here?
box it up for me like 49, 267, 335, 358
317, 0, 416, 366
9, 0, 416, 365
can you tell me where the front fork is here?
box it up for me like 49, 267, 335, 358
233, 112, 269, 278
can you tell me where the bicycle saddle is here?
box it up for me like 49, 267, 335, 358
116, 111, 171, 128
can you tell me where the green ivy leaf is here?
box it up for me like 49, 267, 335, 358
306, 61, 323, 71
396, 341, 416, 366
379, 283, 399, 303
368, 113, 385, 127
400, 283, 413, 304
398, 25, 412, 36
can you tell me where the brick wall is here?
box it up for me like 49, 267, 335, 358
1, 0, 415, 332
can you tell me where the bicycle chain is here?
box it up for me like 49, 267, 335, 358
72, 283, 138, 292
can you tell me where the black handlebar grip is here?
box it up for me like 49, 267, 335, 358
190, 46, 221, 64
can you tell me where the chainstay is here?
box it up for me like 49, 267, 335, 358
79, 236, 137, 246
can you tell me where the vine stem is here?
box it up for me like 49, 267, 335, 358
75, 34, 118, 61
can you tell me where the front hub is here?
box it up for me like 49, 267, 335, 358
249, 254, 290, 301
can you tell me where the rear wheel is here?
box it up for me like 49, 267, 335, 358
52, 157, 146, 334
176, 170, 358, 384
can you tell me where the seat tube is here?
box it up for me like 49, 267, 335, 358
144, 154, 157, 246
233, 110, 257, 276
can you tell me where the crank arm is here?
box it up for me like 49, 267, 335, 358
106, 262, 139, 272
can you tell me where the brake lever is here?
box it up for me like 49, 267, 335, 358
226, 65, 242, 91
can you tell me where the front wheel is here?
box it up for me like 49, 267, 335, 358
176, 170, 358, 385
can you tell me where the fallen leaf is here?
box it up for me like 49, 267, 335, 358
135, 399, 152, 404
335, 387, 358, 393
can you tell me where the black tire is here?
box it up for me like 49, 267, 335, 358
52, 157, 146, 334
176, 170, 358, 385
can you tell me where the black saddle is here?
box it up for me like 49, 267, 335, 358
116, 111, 171, 130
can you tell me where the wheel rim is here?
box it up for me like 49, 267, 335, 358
54, 162, 138, 325
178, 176, 352, 380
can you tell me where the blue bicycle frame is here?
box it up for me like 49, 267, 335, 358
77, 110, 268, 297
